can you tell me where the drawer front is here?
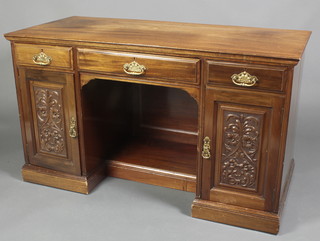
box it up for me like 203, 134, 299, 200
14, 43, 73, 69
78, 49, 200, 84
207, 61, 287, 92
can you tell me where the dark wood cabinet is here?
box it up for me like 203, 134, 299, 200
4, 16, 311, 234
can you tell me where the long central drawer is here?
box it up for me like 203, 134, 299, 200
77, 48, 200, 85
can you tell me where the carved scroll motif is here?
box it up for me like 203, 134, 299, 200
34, 87, 66, 156
220, 112, 262, 190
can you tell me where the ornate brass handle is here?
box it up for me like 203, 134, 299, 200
69, 117, 77, 138
202, 136, 211, 159
33, 50, 52, 66
123, 60, 146, 76
231, 71, 258, 87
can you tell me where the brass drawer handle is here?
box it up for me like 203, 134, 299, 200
32, 49, 52, 66
69, 117, 77, 138
202, 136, 211, 159
123, 60, 146, 76
33, 50, 52, 66
231, 71, 258, 87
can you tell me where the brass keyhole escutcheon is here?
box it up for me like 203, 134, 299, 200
202, 136, 211, 159
69, 117, 77, 138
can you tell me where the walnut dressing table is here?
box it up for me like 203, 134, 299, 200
4, 16, 311, 234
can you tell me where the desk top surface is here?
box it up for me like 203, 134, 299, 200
5, 16, 311, 61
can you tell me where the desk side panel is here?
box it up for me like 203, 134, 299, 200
279, 61, 302, 214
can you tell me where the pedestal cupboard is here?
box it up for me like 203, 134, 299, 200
4, 17, 311, 234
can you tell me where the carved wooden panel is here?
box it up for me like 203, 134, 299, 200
220, 111, 263, 191
33, 86, 67, 157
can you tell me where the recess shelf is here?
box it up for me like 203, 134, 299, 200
108, 138, 197, 192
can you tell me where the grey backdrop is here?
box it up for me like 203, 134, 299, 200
0, 0, 319, 240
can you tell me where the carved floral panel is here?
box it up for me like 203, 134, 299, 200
33, 86, 67, 156
220, 110, 263, 190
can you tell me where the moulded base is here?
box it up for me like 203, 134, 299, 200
192, 199, 280, 234
191, 159, 295, 234
109, 160, 196, 192
22, 164, 106, 194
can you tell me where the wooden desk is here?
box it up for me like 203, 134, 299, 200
4, 16, 311, 234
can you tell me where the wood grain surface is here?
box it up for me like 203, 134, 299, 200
5, 16, 311, 60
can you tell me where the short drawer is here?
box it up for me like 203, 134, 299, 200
14, 43, 73, 69
77, 49, 200, 84
207, 61, 287, 92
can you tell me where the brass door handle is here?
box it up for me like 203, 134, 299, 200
202, 136, 211, 159
231, 71, 258, 87
33, 50, 52, 66
69, 117, 77, 138
123, 60, 146, 76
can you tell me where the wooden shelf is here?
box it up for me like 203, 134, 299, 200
108, 138, 197, 192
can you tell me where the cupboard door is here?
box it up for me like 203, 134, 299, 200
201, 88, 284, 211
20, 69, 81, 175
